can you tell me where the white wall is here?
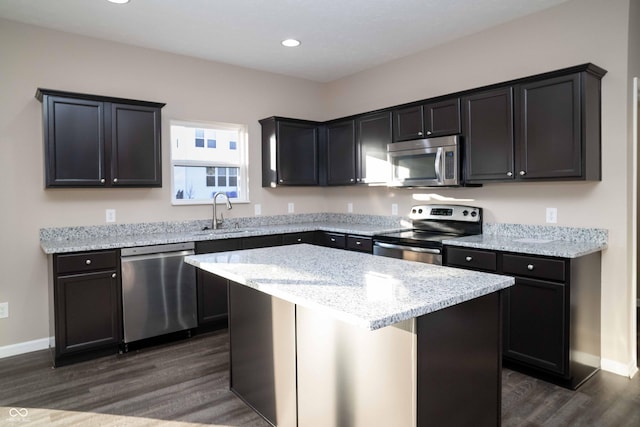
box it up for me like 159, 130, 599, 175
1, 0, 637, 375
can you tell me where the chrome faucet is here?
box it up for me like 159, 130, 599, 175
212, 192, 232, 229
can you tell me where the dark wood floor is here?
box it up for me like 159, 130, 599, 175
1, 329, 639, 426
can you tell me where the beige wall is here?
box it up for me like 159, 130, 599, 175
324, 0, 637, 374
0, 0, 637, 374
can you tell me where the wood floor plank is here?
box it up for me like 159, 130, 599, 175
0, 328, 638, 426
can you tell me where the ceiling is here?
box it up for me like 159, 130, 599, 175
0, 0, 569, 82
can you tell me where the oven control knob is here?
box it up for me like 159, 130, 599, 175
462, 210, 469, 216
471, 211, 477, 217
418, 208, 423, 214
411, 208, 416, 214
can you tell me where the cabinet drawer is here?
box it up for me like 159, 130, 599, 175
282, 232, 316, 245
503, 254, 565, 282
346, 235, 373, 253
320, 232, 346, 249
446, 247, 497, 272
196, 238, 243, 254
56, 250, 119, 274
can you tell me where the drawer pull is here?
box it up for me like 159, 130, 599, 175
297, 238, 302, 242
465, 256, 473, 262
85, 259, 92, 265
527, 264, 534, 271
356, 241, 362, 245
112, 273, 117, 279
330, 238, 336, 242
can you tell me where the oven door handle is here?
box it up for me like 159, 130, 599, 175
374, 242, 441, 254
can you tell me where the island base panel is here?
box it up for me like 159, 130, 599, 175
228, 284, 297, 427
417, 292, 502, 427
296, 308, 416, 427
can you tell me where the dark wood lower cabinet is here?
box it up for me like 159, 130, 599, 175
51, 250, 122, 366
444, 246, 601, 389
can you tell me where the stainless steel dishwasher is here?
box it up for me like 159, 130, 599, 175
120, 242, 197, 348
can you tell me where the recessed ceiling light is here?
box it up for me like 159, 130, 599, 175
282, 39, 301, 48
107, 0, 130, 4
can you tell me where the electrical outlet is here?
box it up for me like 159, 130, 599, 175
288, 202, 295, 213
254, 204, 261, 216
347, 202, 353, 213
106, 209, 116, 223
391, 203, 398, 216
546, 207, 558, 224
0, 302, 8, 319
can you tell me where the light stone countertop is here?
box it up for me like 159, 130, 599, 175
442, 222, 607, 258
40, 221, 406, 254
184, 244, 514, 330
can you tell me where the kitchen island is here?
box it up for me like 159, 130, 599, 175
185, 244, 514, 427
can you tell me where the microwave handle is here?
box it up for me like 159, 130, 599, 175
434, 148, 443, 183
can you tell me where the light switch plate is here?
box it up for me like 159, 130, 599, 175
106, 209, 116, 223
0, 302, 8, 319
288, 202, 294, 213
347, 202, 353, 213
254, 204, 261, 216
546, 207, 558, 223
391, 203, 398, 216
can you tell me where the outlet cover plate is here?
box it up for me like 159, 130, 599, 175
0, 302, 8, 319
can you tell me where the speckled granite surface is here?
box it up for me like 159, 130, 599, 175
185, 244, 514, 330
40, 213, 411, 254
443, 222, 607, 258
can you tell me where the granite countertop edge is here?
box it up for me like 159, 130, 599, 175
185, 245, 515, 331
443, 235, 607, 258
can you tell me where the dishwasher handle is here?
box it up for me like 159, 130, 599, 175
121, 249, 194, 263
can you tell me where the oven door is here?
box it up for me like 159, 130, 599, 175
388, 146, 443, 187
373, 241, 442, 265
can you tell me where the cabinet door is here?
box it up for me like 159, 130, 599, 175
503, 277, 567, 376
197, 270, 229, 326
356, 111, 392, 184
516, 74, 581, 179
424, 98, 461, 137
109, 103, 162, 187
276, 121, 319, 185
393, 105, 424, 141
463, 87, 515, 182
44, 96, 105, 187
326, 120, 357, 185
55, 270, 121, 356
242, 234, 283, 249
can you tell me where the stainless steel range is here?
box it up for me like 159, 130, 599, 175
373, 204, 482, 265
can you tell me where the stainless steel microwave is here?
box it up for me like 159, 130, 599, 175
387, 135, 460, 187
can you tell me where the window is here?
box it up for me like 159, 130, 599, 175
171, 120, 248, 204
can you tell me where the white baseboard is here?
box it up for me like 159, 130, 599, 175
0, 337, 50, 359
601, 357, 639, 378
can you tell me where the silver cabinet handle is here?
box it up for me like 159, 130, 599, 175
112, 273, 117, 279
100, 178, 105, 183
527, 264, 534, 271
297, 238, 302, 242
113, 178, 118, 183
519, 171, 526, 176
85, 259, 92, 265
507, 172, 513, 177
279, 179, 283, 183
465, 256, 473, 262
356, 241, 362, 245
417, 131, 423, 136
330, 238, 336, 242
350, 178, 355, 182
426, 130, 432, 135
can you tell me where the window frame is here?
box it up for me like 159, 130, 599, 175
170, 119, 249, 205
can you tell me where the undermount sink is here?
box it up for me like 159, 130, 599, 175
191, 229, 250, 236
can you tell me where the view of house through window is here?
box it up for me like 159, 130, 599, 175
171, 121, 248, 204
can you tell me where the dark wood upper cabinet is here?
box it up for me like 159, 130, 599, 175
326, 119, 357, 185
464, 64, 605, 183
37, 89, 164, 188
393, 105, 424, 141
424, 98, 461, 137
109, 103, 162, 186
356, 111, 392, 184
394, 98, 461, 142
260, 117, 320, 187
515, 74, 584, 180
463, 87, 515, 182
